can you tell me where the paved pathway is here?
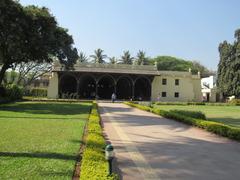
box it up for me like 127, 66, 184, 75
99, 102, 240, 180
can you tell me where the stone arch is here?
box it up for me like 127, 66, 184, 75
134, 76, 151, 100
116, 76, 133, 100
97, 74, 116, 99
78, 74, 96, 99
59, 74, 77, 96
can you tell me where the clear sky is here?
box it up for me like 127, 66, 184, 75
20, 0, 240, 70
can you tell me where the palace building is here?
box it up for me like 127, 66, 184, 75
48, 62, 202, 101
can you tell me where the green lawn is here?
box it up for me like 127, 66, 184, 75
153, 104, 240, 128
0, 101, 91, 179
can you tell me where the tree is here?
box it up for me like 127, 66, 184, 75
51, 26, 78, 69
120, 51, 134, 65
217, 29, 240, 98
109, 57, 117, 64
0, 0, 78, 85
191, 61, 210, 74
90, 48, 107, 63
136, 50, 148, 65
150, 56, 210, 74
16, 62, 52, 86
3, 70, 18, 85
79, 52, 88, 63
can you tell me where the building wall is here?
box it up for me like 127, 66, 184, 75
202, 87, 217, 102
47, 72, 59, 98
192, 76, 202, 102
47, 71, 202, 102
201, 75, 218, 102
201, 75, 216, 89
151, 74, 201, 102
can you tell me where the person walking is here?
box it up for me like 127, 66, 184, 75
111, 93, 116, 103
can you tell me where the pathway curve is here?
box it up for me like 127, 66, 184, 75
99, 102, 240, 180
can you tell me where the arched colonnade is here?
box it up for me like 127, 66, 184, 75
59, 73, 152, 100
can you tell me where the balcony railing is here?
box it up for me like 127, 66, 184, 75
53, 62, 157, 71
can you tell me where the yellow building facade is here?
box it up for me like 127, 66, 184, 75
48, 63, 202, 102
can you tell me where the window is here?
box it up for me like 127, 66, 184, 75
43, 81, 49, 87
175, 79, 179, 86
175, 92, 179, 98
162, 78, 167, 85
162, 92, 167, 97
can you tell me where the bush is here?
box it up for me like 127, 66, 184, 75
154, 102, 188, 106
0, 86, 6, 97
5, 84, 23, 100
31, 88, 47, 97
23, 88, 47, 97
229, 99, 240, 106
153, 102, 206, 106
124, 101, 240, 141
169, 110, 206, 120
124, 102, 151, 112
80, 102, 118, 180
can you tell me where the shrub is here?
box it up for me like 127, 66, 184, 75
124, 102, 151, 112
23, 88, 47, 97
80, 102, 118, 180
169, 110, 206, 120
229, 99, 240, 106
187, 102, 205, 105
31, 88, 47, 97
124, 101, 240, 141
153, 102, 206, 106
5, 84, 23, 100
154, 102, 188, 106
0, 86, 6, 97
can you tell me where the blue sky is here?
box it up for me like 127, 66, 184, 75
20, 0, 240, 70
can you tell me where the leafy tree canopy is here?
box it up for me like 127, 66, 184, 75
135, 50, 149, 65
217, 29, 240, 98
0, 0, 78, 85
149, 56, 210, 75
109, 57, 118, 64
78, 51, 88, 63
90, 48, 107, 63
120, 51, 134, 65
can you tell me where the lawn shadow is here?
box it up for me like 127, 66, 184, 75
0, 102, 92, 115
0, 152, 77, 161
209, 117, 240, 128
39, 170, 74, 178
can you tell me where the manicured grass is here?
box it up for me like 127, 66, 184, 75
153, 104, 240, 128
0, 101, 91, 179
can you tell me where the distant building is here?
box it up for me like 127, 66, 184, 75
30, 73, 50, 89
48, 62, 202, 102
201, 75, 220, 102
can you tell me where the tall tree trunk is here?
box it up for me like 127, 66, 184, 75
0, 63, 9, 86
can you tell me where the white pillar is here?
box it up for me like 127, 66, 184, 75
47, 72, 59, 99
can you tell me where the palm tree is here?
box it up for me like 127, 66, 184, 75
79, 51, 88, 63
120, 51, 134, 65
136, 50, 148, 65
90, 48, 107, 63
109, 56, 117, 64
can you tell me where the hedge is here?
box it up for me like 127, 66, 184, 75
5, 84, 23, 100
24, 88, 47, 97
80, 102, 118, 180
169, 110, 206, 120
153, 101, 239, 106
229, 99, 240, 106
153, 101, 206, 106
124, 102, 240, 141
31, 88, 47, 97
